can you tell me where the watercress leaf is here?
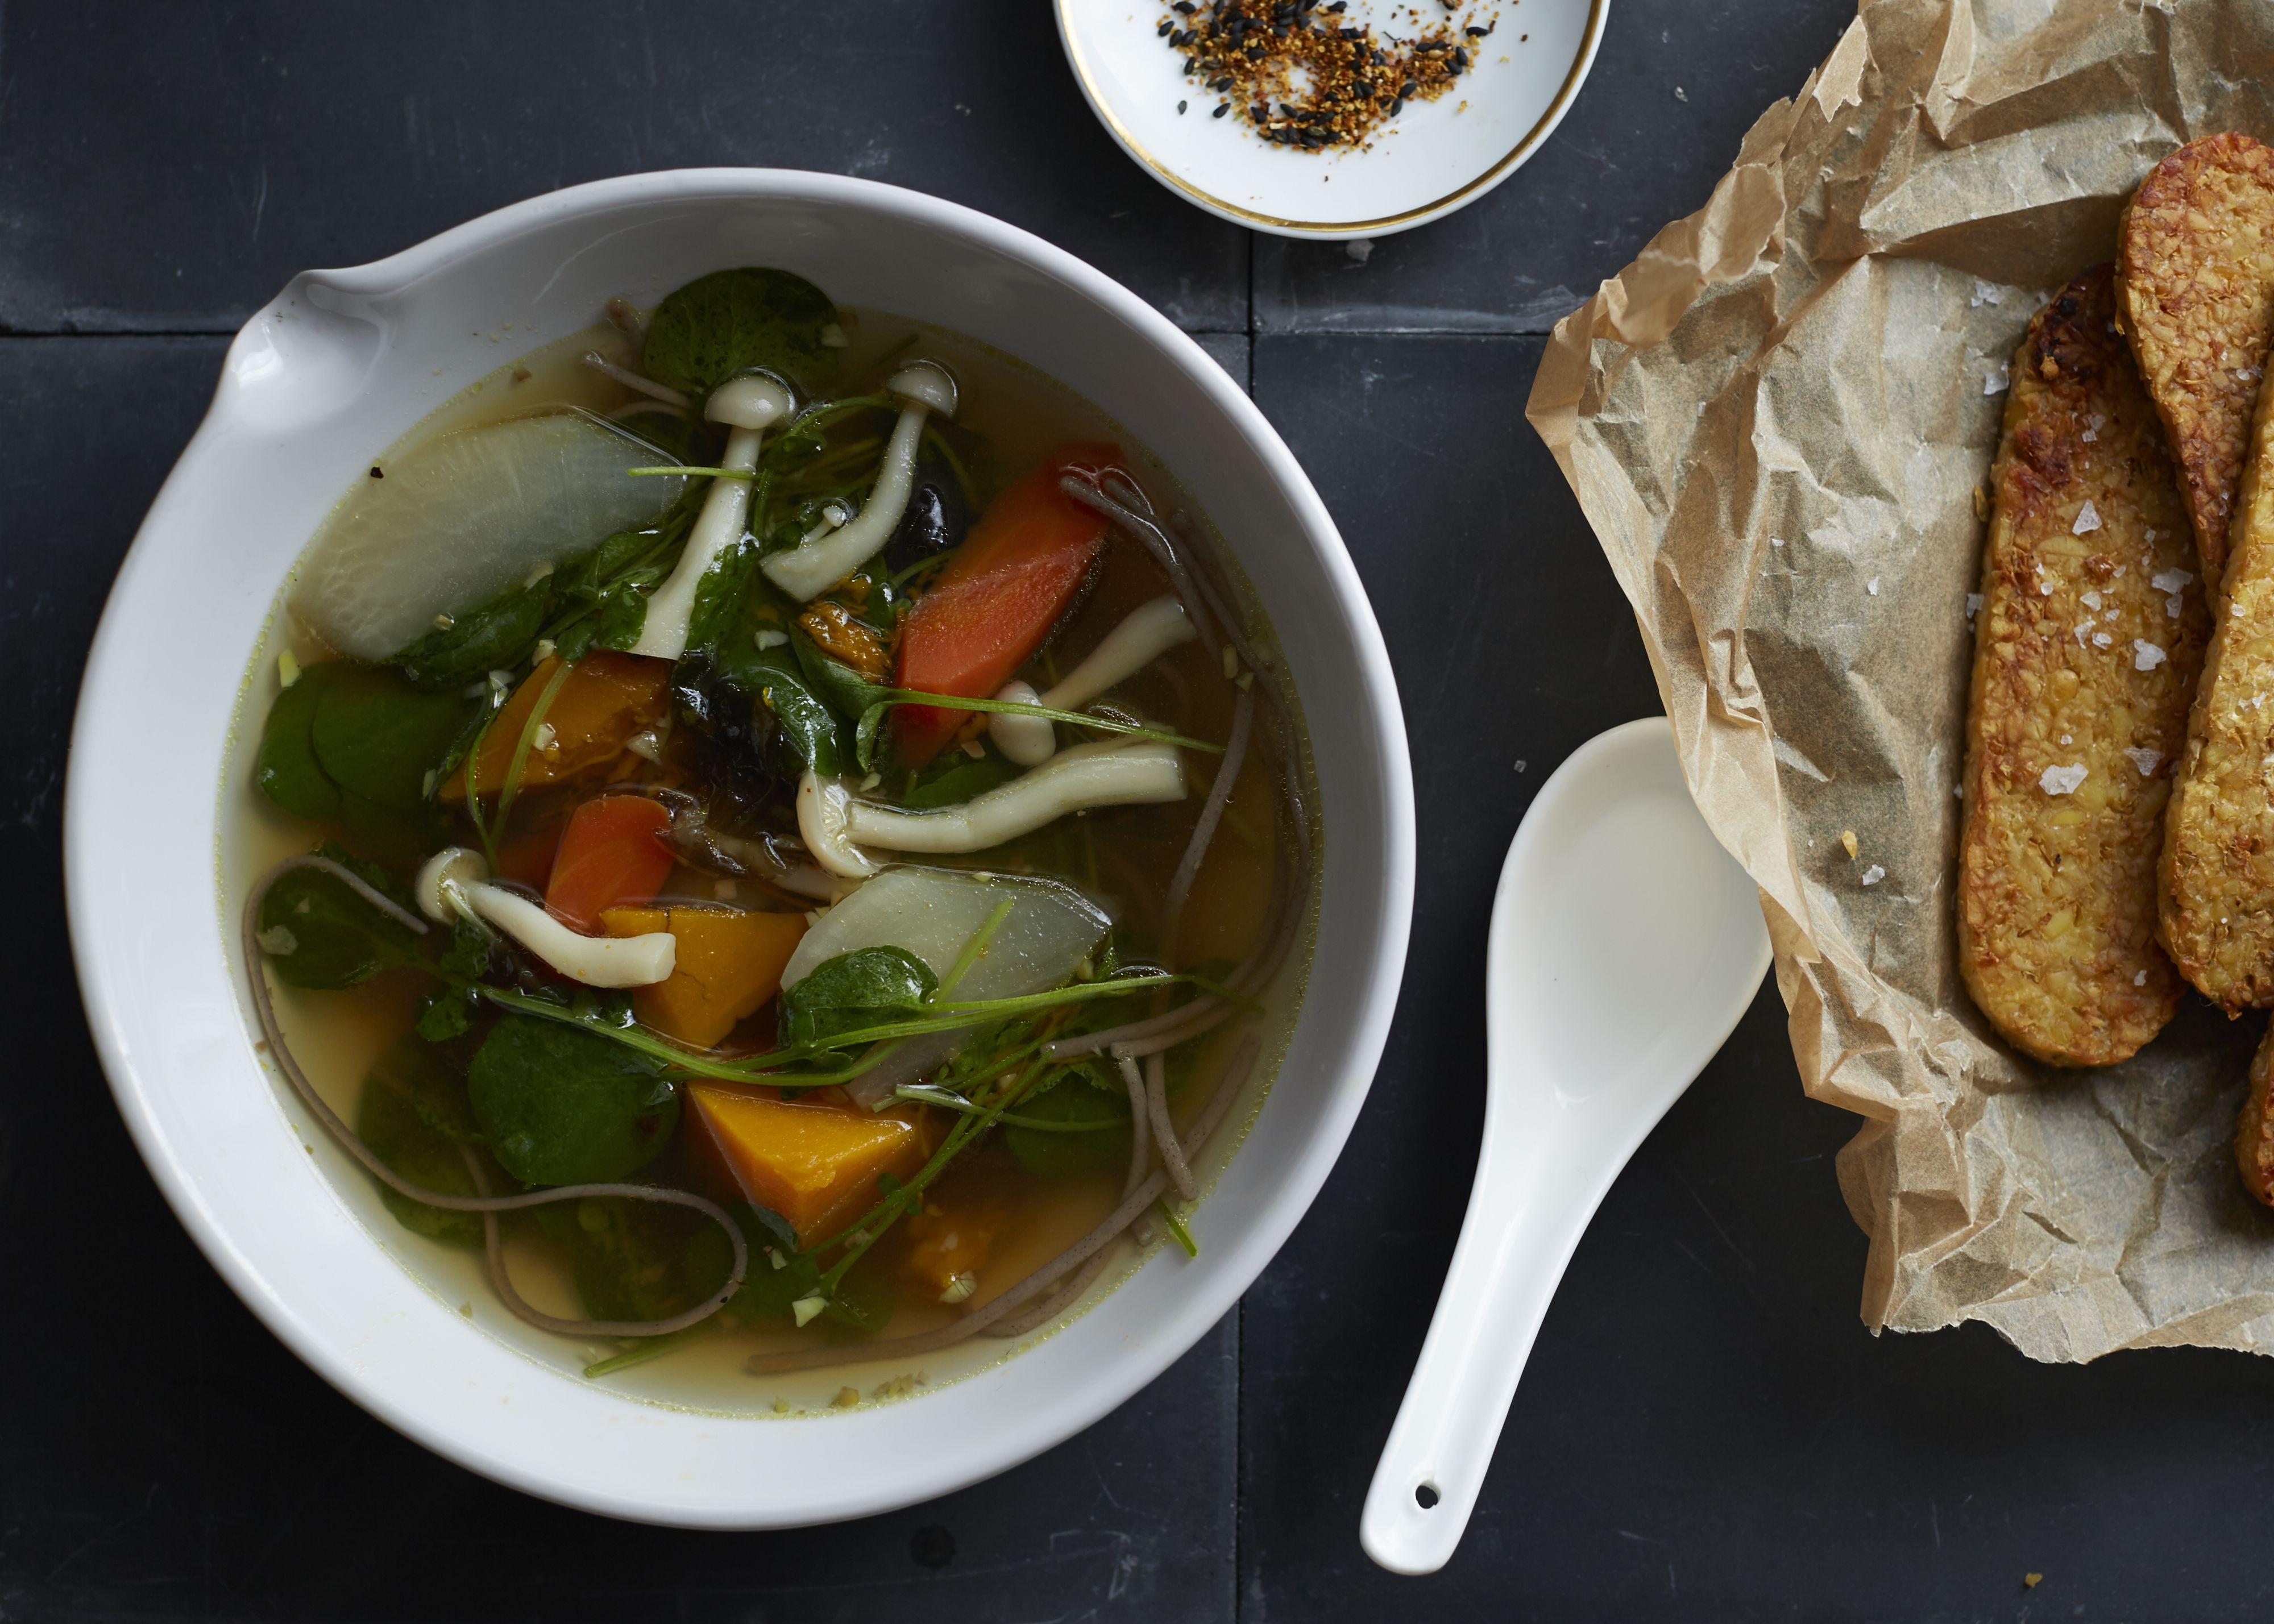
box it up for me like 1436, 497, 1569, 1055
778, 946, 939, 1051
567, 1196, 725, 1323
791, 632, 891, 723
590, 579, 650, 652
731, 1242, 823, 1324
641, 268, 839, 397
416, 988, 474, 1042
437, 915, 493, 981
684, 540, 761, 663
820, 1257, 894, 1333
900, 751, 1016, 810
254, 664, 344, 820
467, 1014, 678, 1185
309, 661, 482, 812
1003, 1075, 1132, 1178
748, 651, 845, 777
256, 864, 421, 990
388, 578, 547, 689
356, 1040, 486, 1247
314, 841, 417, 913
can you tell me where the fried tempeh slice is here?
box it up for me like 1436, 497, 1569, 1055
2235, 1022, 2274, 1206
2118, 132, 2274, 583
1958, 266, 2208, 1065
2159, 346, 2274, 1009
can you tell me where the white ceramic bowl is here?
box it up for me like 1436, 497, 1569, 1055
66, 171, 1414, 1527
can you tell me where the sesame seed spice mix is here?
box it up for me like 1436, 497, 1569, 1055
1159, 0, 1499, 151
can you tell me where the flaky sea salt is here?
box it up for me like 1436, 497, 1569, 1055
2124, 746, 2165, 777
2082, 591, 2103, 609
1966, 592, 1983, 618
2093, 632, 2113, 647
1867, 578, 1880, 596
2040, 763, 2088, 795
2134, 639, 2167, 671
1860, 865, 1886, 886
2151, 567, 2194, 594
1985, 362, 2009, 394
2134, 970, 2148, 987
2073, 500, 2102, 535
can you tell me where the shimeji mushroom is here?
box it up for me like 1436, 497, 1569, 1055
415, 846, 676, 987
796, 740, 1188, 879
628, 372, 795, 661
989, 595, 1198, 767
760, 363, 958, 601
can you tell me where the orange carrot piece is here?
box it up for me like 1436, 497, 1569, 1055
545, 796, 675, 931
891, 442, 1119, 770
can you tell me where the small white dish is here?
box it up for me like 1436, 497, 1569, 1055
1057, 0, 1608, 239
65, 170, 1415, 1527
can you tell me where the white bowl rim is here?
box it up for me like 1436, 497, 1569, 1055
65, 167, 1416, 1526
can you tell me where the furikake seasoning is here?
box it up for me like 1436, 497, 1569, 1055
1160, 0, 1499, 152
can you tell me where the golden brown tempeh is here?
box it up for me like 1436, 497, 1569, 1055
2236, 1020, 2274, 1206
1958, 266, 2207, 1065
2117, 132, 2274, 584
2159, 352, 2274, 1010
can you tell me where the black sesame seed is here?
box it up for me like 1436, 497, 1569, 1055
1327, 1, 1346, 10
1464, 23, 1489, 35
1399, 78, 1417, 97
1213, 102, 1229, 116
1388, 96, 1405, 115
1179, 99, 1188, 112
1339, 24, 1362, 38
1453, 47, 1468, 67
1171, 28, 1193, 45
370, 466, 385, 479
1173, 1, 1196, 10
1158, 19, 1173, 35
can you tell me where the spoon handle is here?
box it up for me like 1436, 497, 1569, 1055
1358, 1095, 1613, 1576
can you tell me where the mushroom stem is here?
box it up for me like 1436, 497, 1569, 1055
629, 373, 794, 661
582, 351, 688, 408
796, 741, 1188, 879
987, 596, 1197, 765
414, 846, 675, 987
761, 363, 957, 600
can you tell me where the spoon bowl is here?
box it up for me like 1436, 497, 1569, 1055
1359, 716, 1772, 1575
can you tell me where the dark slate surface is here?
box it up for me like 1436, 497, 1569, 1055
10, 2, 2274, 1621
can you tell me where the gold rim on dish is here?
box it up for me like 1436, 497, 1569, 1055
1056, 0, 1609, 235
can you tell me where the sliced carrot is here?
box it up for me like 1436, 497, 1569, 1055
441, 651, 670, 800
684, 1083, 931, 1246
601, 904, 807, 1049
892, 442, 1120, 770
544, 796, 675, 931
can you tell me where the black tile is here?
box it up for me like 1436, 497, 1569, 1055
0, 335, 1238, 1622
1239, 333, 2274, 1621
1254, 0, 1861, 334
0, 2, 1246, 335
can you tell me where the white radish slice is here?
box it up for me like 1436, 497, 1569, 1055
290, 413, 683, 661
780, 867, 1110, 1108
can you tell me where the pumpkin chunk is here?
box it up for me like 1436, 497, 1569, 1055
685, 1085, 927, 1245
442, 651, 669, 799
601, 905, 807, 1049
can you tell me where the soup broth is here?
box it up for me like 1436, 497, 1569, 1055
226, 269, 1315, 1411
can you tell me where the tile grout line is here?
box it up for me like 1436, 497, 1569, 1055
0, 325, 1562, 343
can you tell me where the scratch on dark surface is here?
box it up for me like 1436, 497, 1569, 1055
1671, 1164, 1756, 1272
43, 1482, 164, 1581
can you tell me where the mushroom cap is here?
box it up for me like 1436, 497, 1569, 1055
886, 361, 958, 418
706, 372, 794, 430
416, 846, 491, 921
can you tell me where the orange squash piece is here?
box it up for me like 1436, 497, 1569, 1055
685, 1084, 929, 1245
903, 1198, 1005, 1297
442, 651, 670, 800
600, 905, 807, 1049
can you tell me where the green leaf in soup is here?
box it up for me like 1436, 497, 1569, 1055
467, 1014, 678, 1186
416, 988, 475, 1042
640, 267, 839, 398
387, 577, 549, 690
1004, 1069, 1134, 1179
820, 1255, 894, 1334
356, 1041, 486, 1248
255, 863, 422, 990
778, 946, 939, 1052
742, 646, 845, 777
314, 840, 417, 913
567, 1196, 729, 1324
791, 632, 890, 723
254, 664, 344, 820
308, 662, 482, 812
901, 752, 1017, 810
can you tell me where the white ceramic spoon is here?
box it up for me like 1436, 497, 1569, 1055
1359, 716, 1773, 1576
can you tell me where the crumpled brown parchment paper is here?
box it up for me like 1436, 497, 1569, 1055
1527, 0, 2274, 1361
